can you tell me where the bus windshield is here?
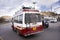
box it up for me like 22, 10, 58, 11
25, 13, 41, 24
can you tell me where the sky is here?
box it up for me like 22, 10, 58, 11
0, 0, 60, 17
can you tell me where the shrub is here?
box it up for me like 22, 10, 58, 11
0, 17, 5, 23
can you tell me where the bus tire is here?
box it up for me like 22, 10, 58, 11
16, 30, 20, 35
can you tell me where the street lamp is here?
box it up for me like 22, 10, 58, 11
33, 2, 36, 9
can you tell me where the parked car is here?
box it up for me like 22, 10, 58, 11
49, 18, 57, 23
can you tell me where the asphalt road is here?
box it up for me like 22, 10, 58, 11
0, 22, 60, 40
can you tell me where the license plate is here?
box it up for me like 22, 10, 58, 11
33, 27, 36, 30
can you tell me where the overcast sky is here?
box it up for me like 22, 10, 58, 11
0, 0, 60, 17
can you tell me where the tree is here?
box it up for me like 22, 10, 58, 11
0, 17, 5, 23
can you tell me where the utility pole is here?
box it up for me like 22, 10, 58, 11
51, 5, 52, 12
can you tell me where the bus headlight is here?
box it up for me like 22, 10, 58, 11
26, 24, 30, 27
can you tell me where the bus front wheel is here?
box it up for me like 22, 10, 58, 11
16, 30, 20, 35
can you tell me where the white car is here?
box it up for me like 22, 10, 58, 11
50, 18, 57, 23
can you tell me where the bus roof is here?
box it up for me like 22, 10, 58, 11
23, 9, 39, 12
14, 9, 40, 17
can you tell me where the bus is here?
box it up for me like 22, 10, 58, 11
11, 7, 49, 36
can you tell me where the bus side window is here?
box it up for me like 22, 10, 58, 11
18, 15, 23, 24
14, 15, 23, 24
14, 16, 18, 23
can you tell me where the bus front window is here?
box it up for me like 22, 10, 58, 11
25, 13, 41, 24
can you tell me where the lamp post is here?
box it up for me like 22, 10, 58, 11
33, 2, 36, 9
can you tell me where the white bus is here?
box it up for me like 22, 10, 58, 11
11, 7, 49, 36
